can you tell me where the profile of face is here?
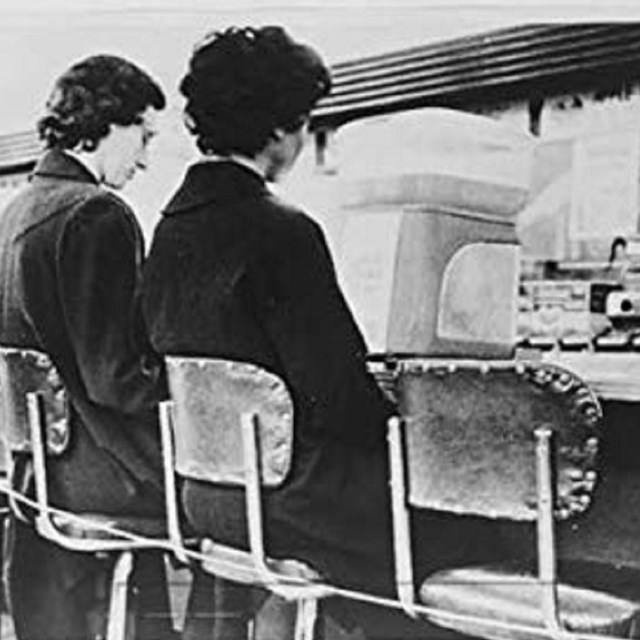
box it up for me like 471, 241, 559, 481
265, 120, 308, 183
95, 106, 159, 189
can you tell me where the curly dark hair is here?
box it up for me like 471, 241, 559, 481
179, 26, 331, 157
38, 54, 166, 151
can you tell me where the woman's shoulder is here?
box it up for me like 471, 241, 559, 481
261, 192, 323, 242
63, 187, 139, 242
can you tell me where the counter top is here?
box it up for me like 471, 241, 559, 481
544, 352, 640, 401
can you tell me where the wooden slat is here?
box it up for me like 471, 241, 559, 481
313, 23, 640, 127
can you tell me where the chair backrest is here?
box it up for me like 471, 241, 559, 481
397, 359, 602, 521
0, 347, 68, 456
164, 357, 294, 487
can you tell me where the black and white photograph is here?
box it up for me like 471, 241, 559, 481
2, 2, 640, 639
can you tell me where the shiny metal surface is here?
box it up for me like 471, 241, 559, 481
165, 357, 294, 487
420, 566, 640, 640
0, 347, 68, 456
398, 359, 602, 521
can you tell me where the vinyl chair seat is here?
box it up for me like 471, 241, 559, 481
162, 358, 329, 639
200, 539, 330, 598
420, 565, 640, 640
51, 512, 168, 541
0, 346, 174, 640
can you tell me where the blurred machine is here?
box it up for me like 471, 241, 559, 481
324, 108, 533, 358
319, 108, 640, 585
515, 237, 640, 352
517, 279, 623, 350
606, 290, 640, 324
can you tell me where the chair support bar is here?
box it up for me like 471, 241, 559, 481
106, 550, 135, 640
388, 416, 418, 618
535, 426, 563, 637
242, 412, 271, 583
159, 400, 188, 565
27, 392, 49, 516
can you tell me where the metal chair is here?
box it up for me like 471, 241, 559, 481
0, 446, 9, 613
0, 347, 170, 640
387, 358, 640, 640
160, 356, 331, 640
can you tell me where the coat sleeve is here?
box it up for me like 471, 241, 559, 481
256, 210, 395, 448
58, 193, 165, 414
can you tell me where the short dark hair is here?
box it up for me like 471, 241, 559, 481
179, 26, 331, 157
38, 54, 166, 151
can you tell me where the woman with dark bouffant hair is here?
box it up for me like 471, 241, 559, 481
38, 54, 165, 155
177, 26, 330, 162
141, 25, 411, 639
0, 54, 176, 640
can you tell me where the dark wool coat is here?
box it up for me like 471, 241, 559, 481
142, 160, 397, 591
0, 149, 172, 640
0, 149, 166, 509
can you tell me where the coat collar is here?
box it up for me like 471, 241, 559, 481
32, 148, 100, 185
163, 160, 269, 216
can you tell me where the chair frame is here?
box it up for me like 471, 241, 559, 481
0, 345, 173, 640
159, 383, 329, 640
241, 411, 324, 640
27, 390, 168, 640
159, 399, 189, 566
27, 391, 165, 557
388, 416, 565, 636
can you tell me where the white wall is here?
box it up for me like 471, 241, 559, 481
477, 90, 640, 261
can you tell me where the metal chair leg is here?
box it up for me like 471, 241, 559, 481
294, 598, 318, 640
106, 551, 135, 640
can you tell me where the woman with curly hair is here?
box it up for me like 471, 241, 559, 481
0, 54, 175, 640
141, 25, 405, 639
143, 25, 505, 640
